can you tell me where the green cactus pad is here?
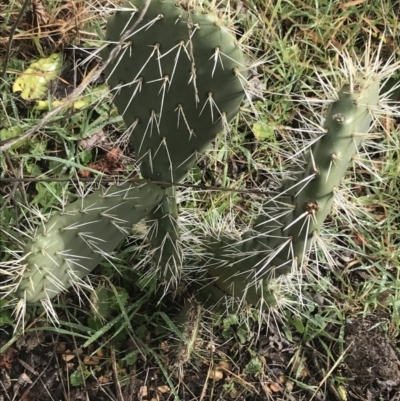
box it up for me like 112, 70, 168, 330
17, 182, 164, 303
208, 77, 380, 306
254, 78, 380, 270
101, 0, 247, 184
146, 186, 182, 282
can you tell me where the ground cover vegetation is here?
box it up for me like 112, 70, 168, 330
0, 0, 400, 400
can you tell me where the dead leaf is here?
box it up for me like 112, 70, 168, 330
78, 148, 124, 177
228, 387, 240, 398
83, 355, 100, 366
157, 385, 170, 393
78, 130, 107, 150
18, 331, 45, 351
55, 342, 66, 353
18, 373, 33, 386
285, 380, 294, 392
353, 232, 367, 246
18, 359, 38, 375
31, 0, 50, 26
96, 349, 105, 358
0, 369, 12, 389
62, 353, 75, 362
98, 376, 110, 384
209, 369, 223, 381
77, 168, 91, 178
269, 382, 282, 393
160, 341, 170, 352
139, 386, 148, 398
218, 361, 230, 370
104, 148, 122, 164
0, 346, 17, 369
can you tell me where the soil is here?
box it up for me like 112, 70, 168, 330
344, 312, 400, 401
3, 311, 400, 401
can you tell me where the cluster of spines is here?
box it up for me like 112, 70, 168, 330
1, 1, 399, 330
100, 0, 249, 184
99, 0, 250, 283
198, 46, 400, 310
145, 187, 183, 289
0, 182, 164, 326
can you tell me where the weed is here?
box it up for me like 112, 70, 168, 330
0, 1, 400, 400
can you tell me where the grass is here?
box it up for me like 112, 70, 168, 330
0, 0, 400, 400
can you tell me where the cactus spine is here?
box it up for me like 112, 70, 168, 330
206, 76, 381, 306
17, 183, 164, 303
1, 0, 248, 322
146, 187, 182, 285
101, 0, 247, 184
100, 0, 247, 279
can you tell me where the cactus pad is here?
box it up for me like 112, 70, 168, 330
207, 77, 381, 306
17, 182, 164, 303
101, 0, 247, 184
146, 186, 182, 284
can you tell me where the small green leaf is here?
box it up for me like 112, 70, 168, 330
252, 122, 274, 141
237, 327, 248, 344
79, 150, 92, 164
13, 53, 63, 101
123, 350, 139, 365
70, 366, 89, 386
29, 140, 47, 155
293, 318, 305, 334
313, 314, 326, 329
0, 126, 25, 149
25, 162, 42, 176
0, 126, 23, 141
222, 314, 238, 331
245, 357, 263, 376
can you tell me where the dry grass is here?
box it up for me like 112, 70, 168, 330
0, 1, 400, 401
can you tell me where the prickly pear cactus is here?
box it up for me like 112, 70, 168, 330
100, 0, 248, 283
16, 182, 164, 303
101, 0, 247, 184
0, 1, 249, 323
146, 187, 182, 285
207, 76, 381, 306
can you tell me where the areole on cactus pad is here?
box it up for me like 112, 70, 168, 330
206, 76, 381, 306
101, 0, 247, 184
17, 183, 164, 303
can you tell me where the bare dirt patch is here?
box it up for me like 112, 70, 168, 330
345, 312, 400, 400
